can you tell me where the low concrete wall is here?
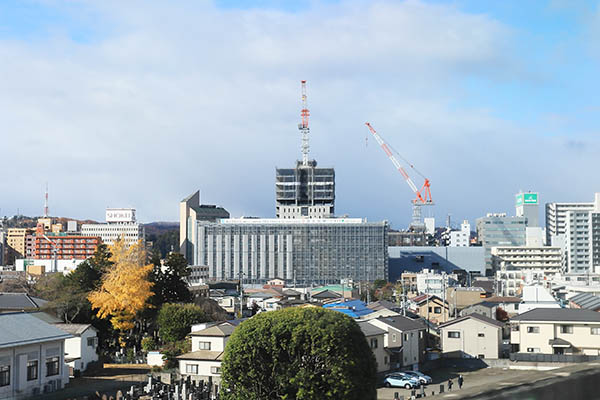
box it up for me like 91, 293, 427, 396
436, 362, 600, 400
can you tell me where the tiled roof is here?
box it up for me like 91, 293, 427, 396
53, 323, 96, 336
569, 293, 600, 311
190, 324, 235, 337
312, 290, 342, 299
0, 293, 48, 310
358, 322, 387, 337
0, 312, 72, 349
177, 350, 224, 361
511, 308, 600, 323
484, 296, 521, 304
374, 315, 425, 332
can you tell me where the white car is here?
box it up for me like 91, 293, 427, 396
383, 374, 420, 389
400, 371, 432, 385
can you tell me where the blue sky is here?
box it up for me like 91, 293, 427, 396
1, 0, 599, 228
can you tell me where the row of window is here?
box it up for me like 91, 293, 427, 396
0, 357, 59, 387
526, 326, 600, 335
185, 364, 220, 375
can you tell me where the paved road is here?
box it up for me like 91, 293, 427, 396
377, 367, 538, 399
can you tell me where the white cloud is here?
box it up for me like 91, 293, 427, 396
0, 0, 597, 228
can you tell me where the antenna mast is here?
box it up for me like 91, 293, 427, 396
44, 183, 49, 218
298, 80, 310, 166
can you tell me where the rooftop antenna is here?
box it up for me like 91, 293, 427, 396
298, 80, 310, 166
44, 182, 49, 217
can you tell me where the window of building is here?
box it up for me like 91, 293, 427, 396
527, 326, 540, 333
210, 366, 221, 374
186, 364, 198, 374
198, 342, 211, 350
404, 333, 408, 341
591, 327, 600, 335
384, 356, 389, 365
478, 333, 485, 337
391, 333, 396, 342
0, 366, 9, 387
560, 325, 573, 334
434, 307, 442, 314
527, 348, 540, 353
478, 354, 485, 359
87, 337, 98, 347
370, 338, 378, 349
447, 331, 460, 338
27, 360, 38, 381
46, 357, 59, 377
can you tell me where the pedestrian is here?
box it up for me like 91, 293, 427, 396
448, 379, 453, 391
458, 374, 464, 389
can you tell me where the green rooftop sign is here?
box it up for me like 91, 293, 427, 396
516, 192, 538, 206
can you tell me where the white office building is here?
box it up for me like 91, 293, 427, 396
416, 269, 458, 297
81, 208, 145, 246
449, 220, 470, 247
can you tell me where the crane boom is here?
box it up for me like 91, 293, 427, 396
365, 122, 433, 205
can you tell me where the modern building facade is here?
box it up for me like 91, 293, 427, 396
515, 191, 540, 227
491, 246, 562, 276
180, 191, 230, 264
450, 220, 471, 247
32, 234, 101, 260
189, 218, 388, 284
81, 208, 144, 246
5, 228, 34, 264
275, 160, 335, 219
545, 193, 598, 245
476, 214, 527, 276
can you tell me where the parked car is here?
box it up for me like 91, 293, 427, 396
383, 374, 420, 389
401, 371, 432, 385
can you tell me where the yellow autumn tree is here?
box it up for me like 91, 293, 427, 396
88, 238, 153, 343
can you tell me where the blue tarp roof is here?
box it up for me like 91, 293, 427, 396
323, 299, 373, 318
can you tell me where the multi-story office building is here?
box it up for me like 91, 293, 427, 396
180, 191, 230, 263
515, 191, 539, 227
275, 160, 335, 219
5, 228, 34, 264
81, 208, 145, 246
476, 213, 527, 276
492, 246, 562, 275
450, 220, 471, 247
186, 217, 388, 284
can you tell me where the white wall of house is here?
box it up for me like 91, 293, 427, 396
191, 336, 228, 353
0, 340, 69, 399
511, 321, 600, 355
366, 333, 389, 373
64, 328, 98, 372
441, 318, 501, 359
401, 330, 422, 368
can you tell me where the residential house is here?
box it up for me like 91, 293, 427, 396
484, 296, 521, 316
459, 302, 498, 320
519, 286, 560, 314
0, 312, 72, 398
446, 287, 487, 315
357, 322, 389, 373
0, 293, 48, 313
569, 292, 600, 312
411, 294, 450, 324
53, 324, 98, 373
178, 323, 235, 384
439, 313, 505, 359
510, 308, 600, 356
367, 316, 426, 370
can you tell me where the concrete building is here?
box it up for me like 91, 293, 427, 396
515, 191, 540, 227
31, 234, 100, 261
440, 313, 505, 359
491, 246, 562, 278
5, 228, 34, 264
476, 213, 527, 276
449, 220, 470, 247
0, 312, 72, 398
510, 308, 600, 356
519, 286, 561, 314
275, 160, 335, 219
53, 324, 98, 373
180, 191, 230, 263
545, 193, 598, 245
81, 208, 145, 247
388, 246, 486, 281
188, 218, 388, 284
415, 269, 458, 297
15, 259, 85, 275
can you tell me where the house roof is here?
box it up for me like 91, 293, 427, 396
374, 315, 425, 332
0, 293, 48, 310
484, 296, 521, 304
311, 290, 342, 299
412, 294, 447, 305
358, 322, 387, 337
28, 311, 62, 324
177, 350, 224, 361
367, 300, 402, 312
549, 338, 572, 347
282, 289, 302, 296
569, 293, 600, 311
467, 301, 497, 310
439, 313, 505, 329
323, 299, 373, 318
53, 323, 96, 336
472, 280, 494, 293
0, 312, 72, 349
511, 308, 600, 323
190, 324, 236, 337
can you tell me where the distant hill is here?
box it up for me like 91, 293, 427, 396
144, 221, 179, 237
1, 215, 99, 229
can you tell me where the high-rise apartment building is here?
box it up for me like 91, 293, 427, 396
33, 234, 101, 260
275, 160, 335, 219
5, 228, 34, 264
515, 191, 539, 227
81, 208, 145, 246
546, 193, 600, 273
476, 213, 527, 276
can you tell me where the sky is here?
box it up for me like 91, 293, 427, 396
1, 0, 599, 228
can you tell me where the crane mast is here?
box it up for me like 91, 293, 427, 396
298, 80, 310, 166
365, 122, 433, 227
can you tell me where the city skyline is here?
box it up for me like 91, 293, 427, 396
1, 1, 599, 228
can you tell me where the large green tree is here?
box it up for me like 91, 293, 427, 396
221, 307, 377, 400
150, 252, 192, 306
157, 303, 208, 343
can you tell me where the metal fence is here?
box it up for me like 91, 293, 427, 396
509, 352, 600, 363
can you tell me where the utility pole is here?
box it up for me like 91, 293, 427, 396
238, 270, 244, 319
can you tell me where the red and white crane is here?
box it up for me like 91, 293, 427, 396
365, 122, 433, 227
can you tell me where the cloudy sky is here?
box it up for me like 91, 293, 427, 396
1, 0, 599, 228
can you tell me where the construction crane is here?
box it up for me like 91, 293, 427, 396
41, 234, 58, 273
365, 122, 433, 227
298, 80, 310, 166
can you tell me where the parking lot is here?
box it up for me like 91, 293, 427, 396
377, 367, 538, 399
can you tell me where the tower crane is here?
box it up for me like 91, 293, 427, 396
41, 233, 58, 273
365, 122, 433, 227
